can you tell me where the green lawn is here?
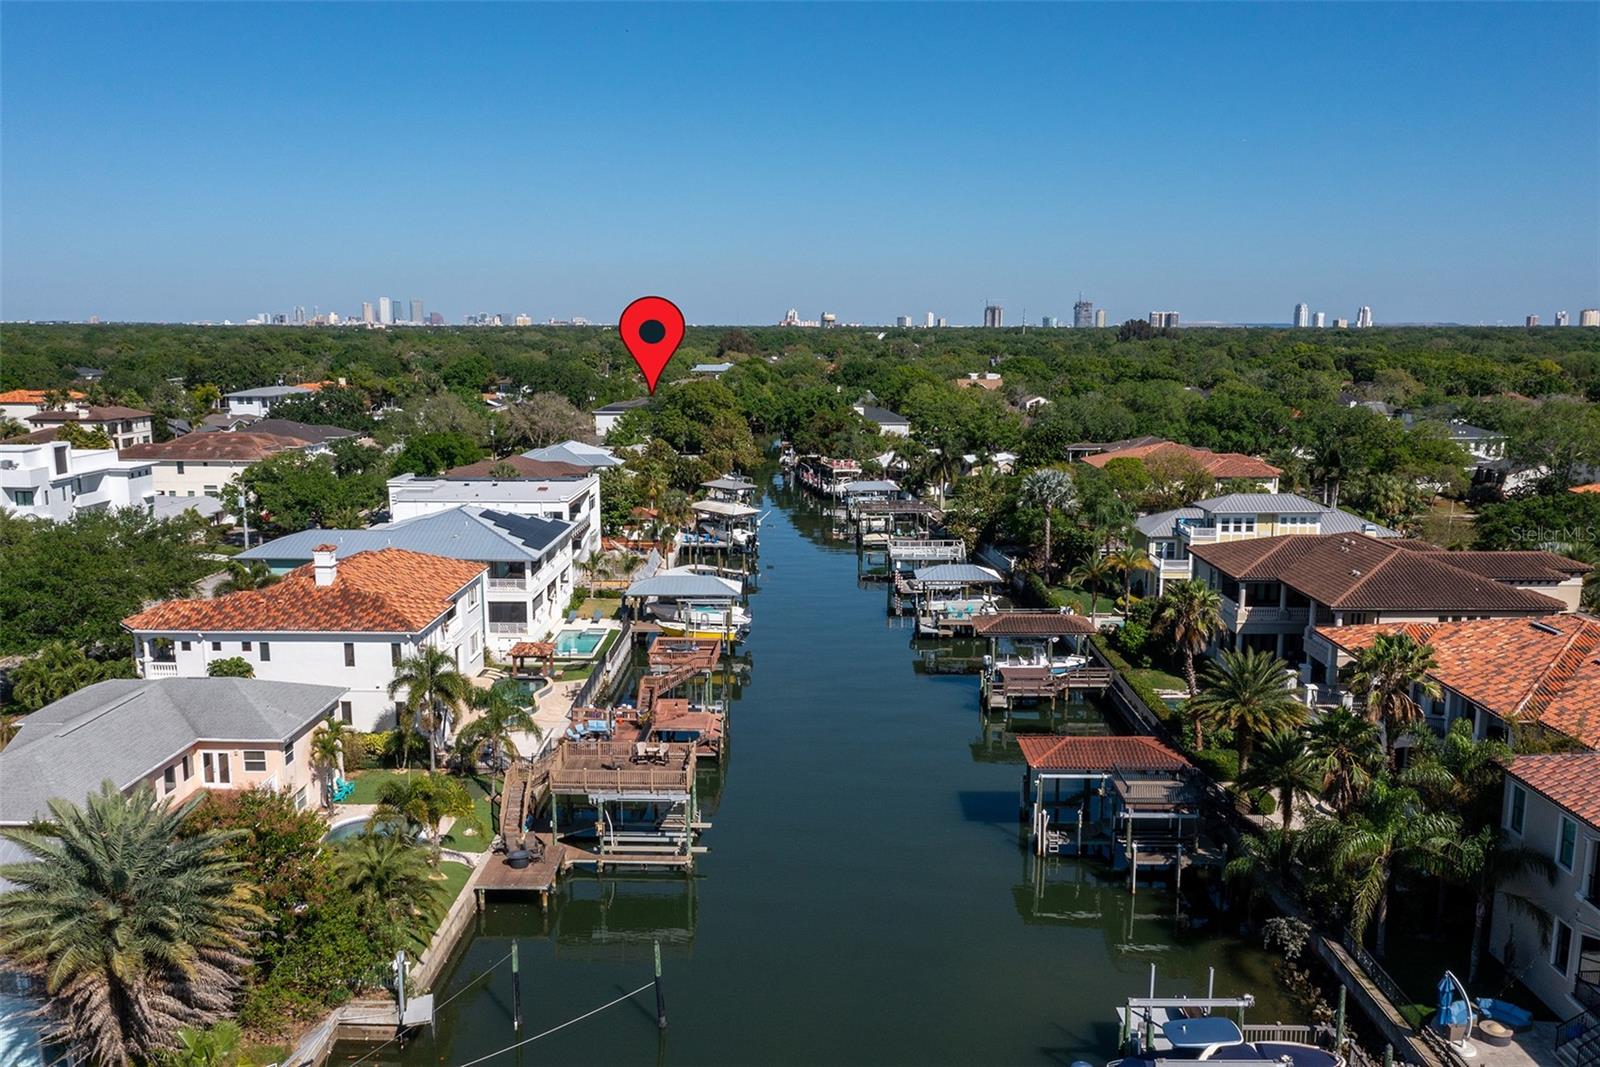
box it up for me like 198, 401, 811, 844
1049, 586, 1119, 615
344, 767, 428, 805
432, 860, 473, 909
575, 596, 623, 619
441, 777, 494, 853
1129, 666, 1189, 693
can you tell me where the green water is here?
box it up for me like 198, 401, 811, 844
334, 476, 1292, 1066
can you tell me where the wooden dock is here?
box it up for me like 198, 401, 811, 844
476, 833, 569, 897
984, 667, 1113, 710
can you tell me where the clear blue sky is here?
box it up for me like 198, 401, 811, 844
2, 2, 1596, 326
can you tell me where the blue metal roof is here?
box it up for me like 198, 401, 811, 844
238, 506, 571, 565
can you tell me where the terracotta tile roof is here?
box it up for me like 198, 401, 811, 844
27, 405, 151, 423
1190, 534, 1567, 613
1433, 551, 1591, 583
1016, 735, 1190, 773
119, 432, 307, 463
1318, 615, 1600, 748
1570, 483, 1600, 495
1080, 439, 1281, 479
444, 456, 591, 479
1507, 754, 1600, 830
972, 611, 1098, 637
123, 548, 484, 634
0, 389, 85, 404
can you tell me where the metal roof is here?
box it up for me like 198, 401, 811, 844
522, 441, 623, 468
239, 506, 572, 564
913, 564, 1002, 584
0, 679, 345, 824
839, 479, 901, 495
691, 500, 759, 518
701, 477, 756, 491
626, 571, 742, 599
387, 472, 594, 503
1197, 493, 1325, 513
225, 385, 308, 399
1135, 496, 1399, 539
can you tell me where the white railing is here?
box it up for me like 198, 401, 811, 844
1156, 557, 1192, 575
489, 577, 526, 590
489, 621, 527, 634
145, 661, 179, 677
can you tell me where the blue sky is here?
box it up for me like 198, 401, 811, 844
2, 2, 1596, 325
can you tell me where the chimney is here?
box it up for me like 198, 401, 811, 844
312, 544, 338, 587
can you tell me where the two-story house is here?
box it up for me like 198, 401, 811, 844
119, 431, 308, 503
0, 388, 86, 422
0, 677, 345, 825
1187, 534, 1574, 684
223, 384, 319, 419
852, 401, 912, 437
1077, 438, 1282, 492
123, 547, 487, 731
592, 398, 651, 439
0, 440, 153, 519
1494, 754, 1600, 1019
388, 457, 601, 557
25, 405, 154, 449
237, 506, 577, 656
1134, 493, 1398, 596
1316, 614, 1600, 749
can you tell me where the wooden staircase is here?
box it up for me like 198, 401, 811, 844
498, 760, 551, 847
636, 665, 698, 718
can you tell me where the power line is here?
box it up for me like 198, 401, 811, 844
453, 981, 657, 1067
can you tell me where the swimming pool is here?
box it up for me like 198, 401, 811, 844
492, 675, 551, 704
553, 628, 606, 657
325, 816, 404, 843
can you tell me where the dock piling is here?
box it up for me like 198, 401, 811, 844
653, 939, 667, 1030
511, 940, 522, 1032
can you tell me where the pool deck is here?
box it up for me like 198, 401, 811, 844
1462, 1021, 1560, 1067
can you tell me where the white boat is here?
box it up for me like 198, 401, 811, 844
1109, 1016, 1342, 1066
650, 601, 751, 641
987, 638, 1089, 674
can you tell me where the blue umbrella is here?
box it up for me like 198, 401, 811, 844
1436, 971, 1469, 1027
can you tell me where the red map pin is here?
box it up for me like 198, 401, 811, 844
619, 296, 685, 395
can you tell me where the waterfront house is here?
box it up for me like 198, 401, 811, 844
123, 547, 487, 731
224, 384, 320, 418
119, 431, 309, 504
1188, 534, 1577, 686
852, 401, 911, 437
521, 439, 623, 471
1315, 614, 1600, 749
1078, 438, 1282, 492
0, 388, 86, 422
237, 506, 577, 656
387, 458, 600, 557
1134, 493, 1398, 596
592, 397, 651, 439
25, 405, 153, 449
0, 440, 153, 520
0, 677, 345, 827
1493, 753, 1600, 1018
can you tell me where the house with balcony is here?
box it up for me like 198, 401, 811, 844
1187, 534, 1576, 686
0, 440, 153, 519
1133, 493, 1398, 596
1315, 614, 1600, 749
0, 678, 345, 827
124, 547, 486, 732
25, 405, 153, 448
1493, 754, 1600, 1022
1075, 437, 1282, 492
237, 506, 576, 656
388, 457, 601, 557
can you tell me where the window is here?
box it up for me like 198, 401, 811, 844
180, 640, 191, 651
283, 740, 294, 764
259, 641, 270, 661
182, 754, 192, 780
294, 786, 308, 811
204, 485, 219, 498
241, 641, 252, 652
242, 750, 267, 773
201, 752, 232, 786
1509, 784, 1527, 834
212, 641, 222, 652
176, 461, 185, 474
344, 642, 355, 667
1554, 920, 1573, 974
1559, 817, 1578, 871
11, 489, 34, 506
391, 643, 402, 666
163, 766, 176, 794
339, 700, 353, 725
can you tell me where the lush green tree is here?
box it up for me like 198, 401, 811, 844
457, 685, 541, 808
1474, 491, 1600, 555
158, 1022, 241, 1067
1434, 826, 1557, 984
1341, 632, 1440, 766
387, 646, 474, 772
499, 392, 593, 450
7, 639, 132, 710
1506, 396, 1600, 488
262, 387, 376, 432
1018, 466, 1076, 582
205, 655, 254, 678
214, 559, 280, 595
1306, 709, 1383, 818
238, 450, 385, 533
0, 784, 259, 1065
309, 719, 353, 808
1240, 731, 1320, 857
1105, 542, 1153, 613
334, 832, 447, 953
1189, 648, 1307, 772
58, 422, 113, 449
389, 430, 484, 477
1152, 580, 1224, 706
370, 774, 481, 868
1068, 552, 1115, 616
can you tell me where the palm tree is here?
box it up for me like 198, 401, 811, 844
1310, 778, 1459, 956
457, 686, 542, 804
1400, 718, 1513, 828
579, 550, 611, 598
335, 831, 447, 952
9, 640, 125, 711
309, 718, 352, 809
1224, 825, 1296, 919
1068, 553, 1116, 618
213, 559, 279, 595
0, 784, 258, 1065
1189, 648, 1306, 773
1105, 542, 1153, 615
1306, 709, 1383, 818
372, 773, 481, 867
1434, 826, 1557, 984
1240, 731, 1321, 863
917, 442, 963, 505
1019, 466, 1077, 582
1152, 580, 1224, 705
388, 646, 473, 772
1342, 632, 1440, 766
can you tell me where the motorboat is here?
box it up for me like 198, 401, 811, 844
1109, 1017, 1342, 1066
986, 637, 1089, 675
650, 600, 751, 641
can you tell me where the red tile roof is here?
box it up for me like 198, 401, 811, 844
1507, 754, 1600, 830
972, 611, 1098, 637
1190, 534, 1568, 613
27, 405, 151, 423
119, 432, 307, 462
0, 389, 85, 404
1016, 735, 1190, 773
1080, 439, 1281, 479
124, 548, 484, 634
1318, 615, 1600, 748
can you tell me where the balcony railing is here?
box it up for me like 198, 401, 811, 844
145, 661, 179, 677
1155, 557, 1192, 574
489, 621, 529, 634
1575, 969, 1600, 1012
489, 576, 526, 590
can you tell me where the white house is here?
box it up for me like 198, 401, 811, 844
388, 458, 602, 557
852, 402, 911, 437
592, 398, 651, 439
0, 440, 153, 520
124, 547, 488, 732
238, 507, 578, 655
25, 405, 153, 449
0, 388, 85, 423
224, 385, 317, 419
120, 431, 307, 502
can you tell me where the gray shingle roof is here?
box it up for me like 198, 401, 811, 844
0, 678, 344, 824
856, 405, 909, 426
238, 506, 572, 566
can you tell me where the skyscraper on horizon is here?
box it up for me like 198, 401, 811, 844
410, 299, 423, 325
378, 296, 392, 325
361, 301, 375, 325
1556, 310, 1570, 326
1580, 309, 1600, 327
895, 315, 912, 328
1042, 316, 1060, 328
1526, 314, 1540, 327
924, 311, 935, 328
1094, 308, 1106, 328
1356, 305, 1373, 328
1149, 311, 1180, 329
1293, 303, 1310, 328
1073, 298, 1094, 328
1312, 311, 1327, 328
983, 303, 1004, 328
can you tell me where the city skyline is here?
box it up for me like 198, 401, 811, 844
2, 3, 1597, 323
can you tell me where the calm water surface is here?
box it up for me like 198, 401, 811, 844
335, 476, 1291, 1066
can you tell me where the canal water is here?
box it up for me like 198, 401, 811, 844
335, 475, 1292, 1066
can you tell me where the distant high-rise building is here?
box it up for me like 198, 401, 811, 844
1555, 310, 1570, 327
361, 301, 375, 325
292, 305, 306, 325
1356, 305, 1373, 328
924, 312, 935, 328
1094, 309, 1106, 328
1293, 303, 1310, 328
409, 299, 423, 324
1580, 309, 1600, 327
895, 315, 912, 328
378, 296, 392, 325
821, 312, 838, 328
87, 314, 101, 325
1073, 299, 1094, 328
427, 312, 444, 326
1312, 311, 1327, 328
1042, 316, 1060, 328
1149, 311, 1180, 329
1334, 317, 1349, 329
936, 317, 948, 328
514, 313, 532, 327
1526, 314, 1540, 328
983, 303, 1004, 328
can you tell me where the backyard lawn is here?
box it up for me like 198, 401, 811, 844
433, 860, 473, 906
1128, 666, 1189, 694
575, 595, 623, 619
1049, 586, 1119, 615
344, 770, 493, 853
